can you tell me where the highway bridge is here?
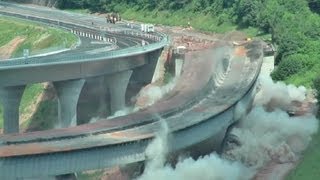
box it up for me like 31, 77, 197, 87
0, 2, 263, 179
0, 2, 168, 134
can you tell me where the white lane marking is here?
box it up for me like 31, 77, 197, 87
86, 45, 118, 54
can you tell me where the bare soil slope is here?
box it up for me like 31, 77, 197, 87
0, 36, 25, 59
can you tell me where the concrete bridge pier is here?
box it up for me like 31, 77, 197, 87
97, 76, 109, 117
53, 79, 85, 128
0, 85, 26, 134
106, 70, 133, 115
131, 49, 163, 84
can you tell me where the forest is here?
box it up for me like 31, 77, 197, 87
55, 0, 320, 101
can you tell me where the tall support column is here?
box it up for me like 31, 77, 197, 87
106, 70, 133, 114
53, 79, 85, 128
131, 49, 163, 84
0, 85, 26, 134
97, 76, 108, 117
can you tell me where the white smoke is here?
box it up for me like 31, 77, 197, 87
254, 75, 307, 111
90, 77, 176, 122
89, 77, 176, 123
144, 119, 169, 171
89, 117, 100, 123
224, 107, 318, 168
136, 74, 318, 180
224, 75, 318, 168
134, 78, 176, 110
137, 118, 253, 180
88, 107, 134, 123
107, 107, 134, 120
138, 154, 253, 180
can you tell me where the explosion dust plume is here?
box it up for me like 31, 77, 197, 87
224, 75, 318, 168
137, 75, 318, 180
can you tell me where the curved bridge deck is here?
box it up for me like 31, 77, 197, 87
0, 2, 168, 101
0, 2, 167, 67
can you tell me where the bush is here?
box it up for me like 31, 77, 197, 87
271, 54, 309, 81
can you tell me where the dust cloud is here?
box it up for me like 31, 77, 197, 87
134, 78, 176, 110
224, 75, 318, 167
106, 107, 134, 120
136, 75, 318, 180
254, 75, 307, 111
137, 153, 252, 180
89, 78, 177, 123
224, 107, 318, 168
144, 119, 169, 171
137, 117, 253, 180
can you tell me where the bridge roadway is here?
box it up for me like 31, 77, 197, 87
0, 36, 263, 178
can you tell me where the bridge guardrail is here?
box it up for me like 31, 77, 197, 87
0, 10, 169, 67
0, 37, 168, 67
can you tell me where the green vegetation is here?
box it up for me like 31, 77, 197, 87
77, 170, 104, 180
121, 10, 238, 34
20, 84, 44, 115
0, 16, 78, 57
314, 77, 320, 118
0, 84, 46, 129
286, 130, 320, 180
18, 84, 58, 131
21, 99, 58, 131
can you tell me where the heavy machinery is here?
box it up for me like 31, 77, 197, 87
106, 12, 121, 24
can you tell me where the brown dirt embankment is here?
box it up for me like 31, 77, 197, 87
0, 37, 25, 60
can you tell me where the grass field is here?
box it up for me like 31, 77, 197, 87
0, 16, 78, 58
286, 128, 320, 180
0, 16, 78, 129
